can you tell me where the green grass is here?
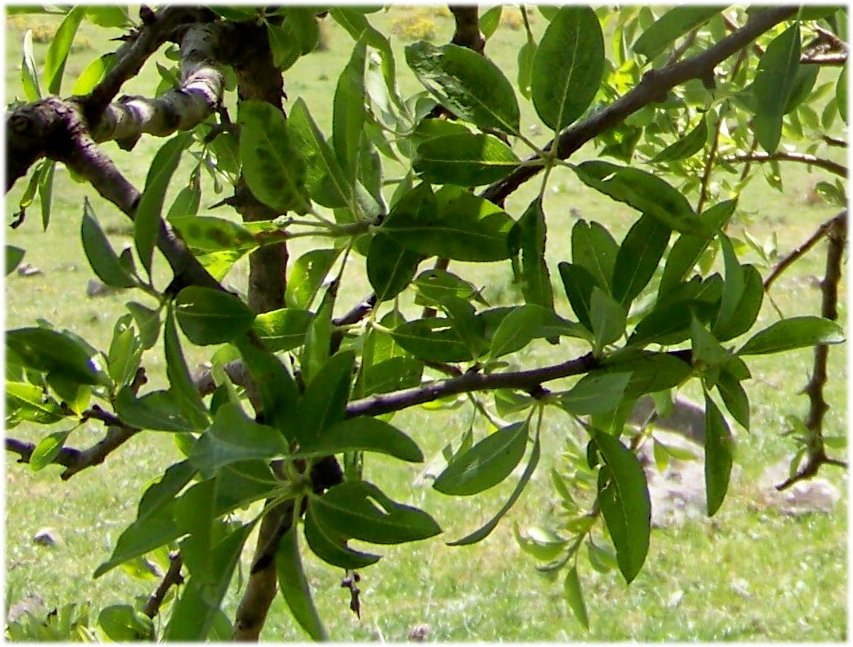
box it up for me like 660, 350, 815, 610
5, 7, 847, 641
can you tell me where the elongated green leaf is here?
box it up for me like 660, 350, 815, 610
612, 214, 671, 307
704, 392, 733, 516
359, 356, 423, 397
21, 30, 40, 101
367, 234, 424, 302
6, 245, 25, 277
98, 605, 153, 641
7, 327, 104, 385
559, 373, 631, 416
391, 317, 472, 363
508, 197, 553, 308
312, 481, 441, 544
285, 248, 340, 310
434, 422, 528, 496
300, 288, 334, 386
634, 6, 722, 60
43, 6, 83, 95
716, 371, 750, 431
489, 304, 578, 359
115, 388, 202, 432
414, 133, 520, 186
573, 161, 701, 234
126, 301, 161, 350
650, 115, 708, 163
6, 382, 64, 426
38, 160, 55, 231
164, 309, 209, 429
276, 525, 329, 641
837, 63, 847, 124
448, 428, 541, 546
170, 216, 257, 253
571, 220, 618, 294
713, 235, 745, 335
753, 23, 801, 153
558, 262, 595, 331
738, 316, 845, 355
135, 133, 191, 276
564, 566, 590, 630
298, 417, 423, 463
29, 430, 71, 471
594, 432, 650, 583
239, 100, 310, 214
304, 507, 380, 569
713, 264, 763, 341
333, 40, 367, 178
267, 21, 300, 70
406, 41, 520, 134
72, 52, 116, 95
517, 37, 536, 99
289, 97, 352, 209
590, 287, 626, 353
175, 287, 255, 346
480, 6, 503, 38
295, 352, 354, 447
532, 6, 604, 131
600, 351, 693, 399
252, 308, 313, 352
81, 198, 138, 288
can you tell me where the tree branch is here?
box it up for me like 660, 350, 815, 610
763, 211, 847, 290
142, 552, 184, 619
723, 151, 847, 177
449, 6, 484, 53
481, 6, 798, 205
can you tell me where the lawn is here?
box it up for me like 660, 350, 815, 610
4, 6, 848, 641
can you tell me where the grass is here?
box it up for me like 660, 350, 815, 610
4, 6, 848, 641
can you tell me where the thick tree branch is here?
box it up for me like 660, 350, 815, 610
764, 211, 847, 290
449, 6, 484, 53
724, 151, 847, 177
481, 6, 798, 205
801, 52, 847, 65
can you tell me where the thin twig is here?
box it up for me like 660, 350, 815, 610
763, 211, 847, 290
143, 552, 184, 619
723, 151, 847, 178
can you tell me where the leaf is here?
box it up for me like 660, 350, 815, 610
391, 317, 473, 363
303, 506, 381, 569
80, 198, 138, 288
532, 6, 604, 131
480, 6, 503, 38
612, 214, 671, 307
252, 308, 313, 352
83, 6, 130, 27
29, 430, 71, 472
600, 351, 693, 399
650, 115, 709, 163
71, 53, 116, 95
712, 235, 745, 337
359, 356, 424, 397
6, 382, 64, 426
115, 388, 202, 433
559, 373, 632, 416
716, 371, 750, 431
285, 248, 340, 310
5, 246, 25, 276
633, 6, 722, 60
6, 327, 104, 386
38, 160, 55, 231
174, 287, 255, 346
135, 133, 191, 277
558, 262, 595, 331
517, 37, 536, 100
406, 41, 520, 134
276, 525, 329, 641
508, 197, 553, 308
564, 566, 590, 630
98, 605, 153, 641
753, 23, 801, 153
367, 234, 424, 303
234, 337, 299, 439
21, 30, 40, 101
738, 316, 845, 355
447, 428, 541, 545
590, 287, 626, 353
298, 417, 423, 463
571, 220, 618, 293
300, 289, 334, 386
267, 22, 300, 71
573, 161, 702, 234
594, 432, 651, 583
713, 264, 763, 342
238, 100, 310, 214
489, 304, 577, 359
288, 97, 352, 209
295, 352, 354, 447
837, 63, 847, 124
433, 422, 528, 496
126, 301, 162, 350
382, 184, 515, 262
704, 392, 733, 516
164, 309, 209, 429
43, 6, 83, 94
333, 40, 367, 178
170, 216, 257, 253
414, 133, 520, 186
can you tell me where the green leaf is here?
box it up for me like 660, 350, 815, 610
304, 506, 381, 569
559, 373, 631, 416
72, 53, 116, 95
713, 264, 763, 341
367, 235, 424, 303
115, 388, 202, 432
558, 262, 595, 330
391, 317, 473, 362
489, 304, 581, 359
288, 97, 352, 209
359, 356, 423, 397
267, 22, 300, 71
837, 63, 847, 124
433, 421, 528, 496
573, 161, 701, 234
753, 23, 801, 153
234, 337, 299, 439
174, 287, 255, 346
300, 288, 334, 386
414, 133, 520, 187
311, 481, 441, 544
126, 301, 162, 350
448, 428, 541, 545
276, 525, 329, 641
532, 6, 604, 131
81, 198, 138, 288
611, 214, 671, 307
406, 41, 520, 134
252, 308, 313, 352
38, 160, 55, 231
480, 6, 503, 38
190, 403, 288, 477
170, 216, 257, 253
238, 100, 310, 214
7, 327, 104, 386
590, 287, 626, 353
594, 431, 651, 583
633, 6, 722, 60
600, 351, 693, 399
29, 430, 71, 472
83, 6, 130, 27
298, 417, 423, 463
508, 197, 553, 308
738, 316, 845, 355
5, 246, 25, 276
135, 133, 191, 277
285, 248, 340, 310
43, 6, 83, 95
295, 352, 354, 447
98, 605, 153, 641
164, 309, 209, 429
571, 220, 618, 294
517, 37, 536, 100
21, 30, 40, 101
564, 566, 590, 630
6, 382, 64, 426
650, 115, 708, 163
712, 235, 745, 337
716, 371, 750, 431
382, 184, 515, 262
658, 200, 736, 296
704, 392, 733, 516
333, 40, 367, 178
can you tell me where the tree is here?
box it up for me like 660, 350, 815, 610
4, 4, 847, 641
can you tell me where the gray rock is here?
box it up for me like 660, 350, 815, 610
630, 395, 706, 443
32, 528, 59, 547
7, 594, 45, 623
758, 456, 841, 515
86, 278, 121, 298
